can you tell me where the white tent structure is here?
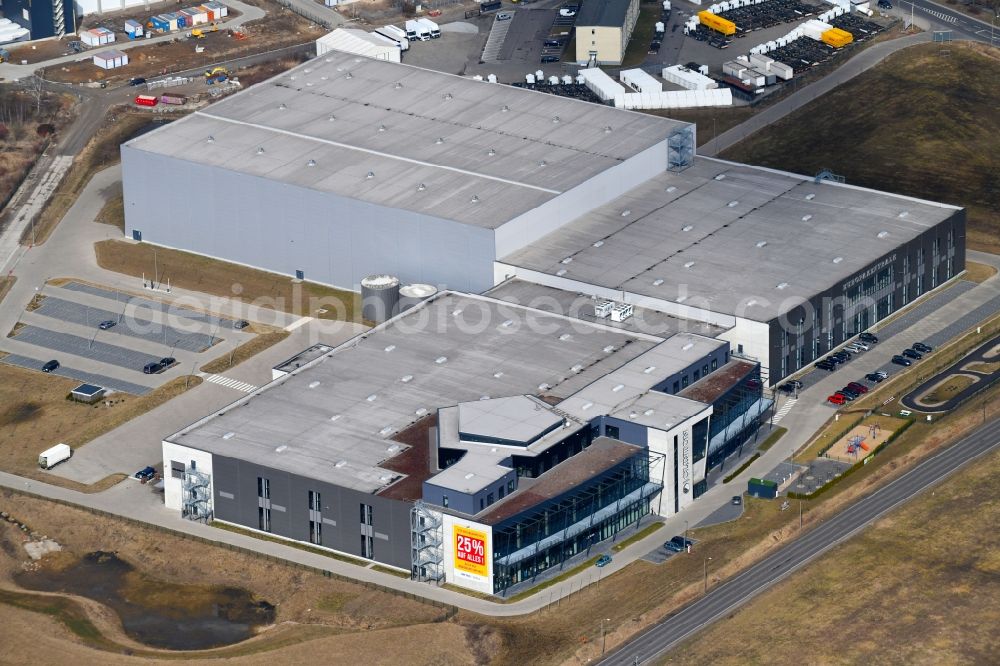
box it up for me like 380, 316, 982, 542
315, 28, 402, 62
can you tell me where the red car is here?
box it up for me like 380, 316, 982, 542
828, 394, 846, 405
846, 382, 869, 394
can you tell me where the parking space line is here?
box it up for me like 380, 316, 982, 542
771, 398, 797, 424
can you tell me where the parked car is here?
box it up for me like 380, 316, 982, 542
892, 355, 913, 367
846, 382, 869, 394
859, 332, 879, 344
233, 319, 250, 330
559, 7, 577, 16
544, 39, 562, 47
816, 360, 836, 371
828, 393, 847, 405
42, 359, 60, 373
541, 55, 560, 63
902, 348, 923, 360
865, 372, 886, 383
134, 466, 156, 481
129, 77, 147, 86
832, 351, 851, 362
852, 341, 870, 351
595, 554, 612, 567
837, 388, 858, 400
778, 383, 797, 394
497, 11, 513, 20
913, 342, 933, 353
159, 356, 176, 368
143, 361, 164, 374
98, 319, 116, 330
844, 344, 863, 353
731, 495, 742, 506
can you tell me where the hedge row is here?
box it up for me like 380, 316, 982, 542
788, 418, 916, 500
723, 453, 760, 484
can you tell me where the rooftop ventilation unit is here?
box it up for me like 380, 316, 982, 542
384, 344, 395, 352
593, 240, 605, 248
833, 256, 844, 264
377, 124, 386, 132
278, 103, 286, 110
594, 300, 614, 318
206, 135, 215, 143
502, 105, 510, 112
561, 257, 573, 264
571, 364, 584, 373
435, 356, 448, 364
487, 148, 496, 156
666, 186, 677, 193
644, 409, 654, 416
330, 415, 341, 421
394, 81, 402, 89
328, 115, 336, 122
275, 445, 288, 453
308, 381, 321, 388
802, 214, 813, 222
493, 371, 503, 378
443, 92, 453, 100
417, 183, 427, 191
683, 261, 695, 269
677, 295, 688, 303
256, 146, 265, 155
714, 174, 726, 180
603, 345, 616, 353
559, 333, 572, 341
756, 240, 768, 248
805, 193, 816, 200
538, 160, 547, 167
367, 394, 378, 402
612, 384, 625, 392
727, 200, 739, 207
877, 230, 889, 239
682, 342, 694, 351
611, 303, 633, 322
898, 211, 909, 218
621, 209, 632, 217
400, 375, 413, 383
644, 366, 656, 374
470, 195, 480, 203
415, 407, 428, 416
746, 298, 759, 306
556, 269, 567, 276
538, 383, 550, 391
379, 426, 394, 436
435, 137, 444, 144
345, 72, 353, 79
307, 159, 316, 167
552, 116, 561, 123
501, 319, 514, 328
335, 460, 347, 468
452, 308, 463, 316
604, 125, 613, 133
682, 225, 693, 232
581, 401, 594, 410
222, 432, 235, 440
776, 282, 788, 290
366, 171, 375, 179
653, 278, 664, 286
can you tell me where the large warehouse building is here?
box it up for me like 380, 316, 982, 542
164, 291, 768, 595
122, 52, 965, 385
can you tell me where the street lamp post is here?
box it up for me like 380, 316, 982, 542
703, 556, 712, 594
684, 520, 689, 550
601, 617, 612, 655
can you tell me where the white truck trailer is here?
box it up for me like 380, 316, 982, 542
416, 18, 440, 38
405, 19, 430, 41
39, 443, 72, 469
375, 24, 410, 50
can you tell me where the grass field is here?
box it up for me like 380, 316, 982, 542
663, 429, 1000, 664
621, 1, 661, 68
922, 374, 977, 405
95, 240, 361, 322
964, 261, 997, 284
721, 42, 1000, 254
199, 328, 290, 374
0, 364, 200, 489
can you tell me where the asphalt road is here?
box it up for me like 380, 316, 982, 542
898, 0, 1000, 41
599, 415, 1000, 665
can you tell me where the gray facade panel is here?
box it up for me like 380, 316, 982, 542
765, 209, 966, 381
211, 455, 413, 570
122, 147, 496, 293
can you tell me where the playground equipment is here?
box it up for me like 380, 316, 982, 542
846, 435, 870, 456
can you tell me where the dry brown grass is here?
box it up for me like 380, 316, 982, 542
966, 360, 1000, 374
922, 374, 977, 405
0, 493, 459, 663
0, 364, 200, 490
27, 111, 163, 246
0, 277, 15, 306
95, 239, 361, 322
662, 432, 1000, 664
199, 329, 290, 374
963, 260, 998, 284
95, 185, 124, 232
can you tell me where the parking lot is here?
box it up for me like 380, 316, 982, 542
0, 281, 254, 395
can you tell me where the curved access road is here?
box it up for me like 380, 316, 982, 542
599, 415, 1000, 665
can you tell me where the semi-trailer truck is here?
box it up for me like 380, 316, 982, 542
375, 24, 409, 50
39, 444, 72, 469
417, 18, 440, 38
405, 19, 429, 41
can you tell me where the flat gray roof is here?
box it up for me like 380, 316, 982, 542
500, 157, 960, 321
557, 332, 720, 428
457, 395, 563, 445
168, 292, 662, 492
485, 279, 728, 338
125, 51, 685, 229
576, 0, 634, 27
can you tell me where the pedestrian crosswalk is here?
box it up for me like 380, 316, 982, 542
772, 398, 798, 424
203, 373, 259, 393
923, 8, 958, 23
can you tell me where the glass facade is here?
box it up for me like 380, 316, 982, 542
491, 452, 660, 595
706, 364, 766, 469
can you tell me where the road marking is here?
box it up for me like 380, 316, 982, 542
203, 373, 259, 393
772, 398, 797, 424
923, 8, 958, 23
284, 316, 313, 332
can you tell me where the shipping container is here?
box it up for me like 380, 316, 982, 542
135, 94, 159, 106
698, 11, 736, 36
159, 94, 188, 105
821, 27, 853, 47
39, 443, 71, 469
374, 26, 409, 50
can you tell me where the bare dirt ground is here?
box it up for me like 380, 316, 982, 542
39, 0, 323, 85
824, 421, 894, 464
